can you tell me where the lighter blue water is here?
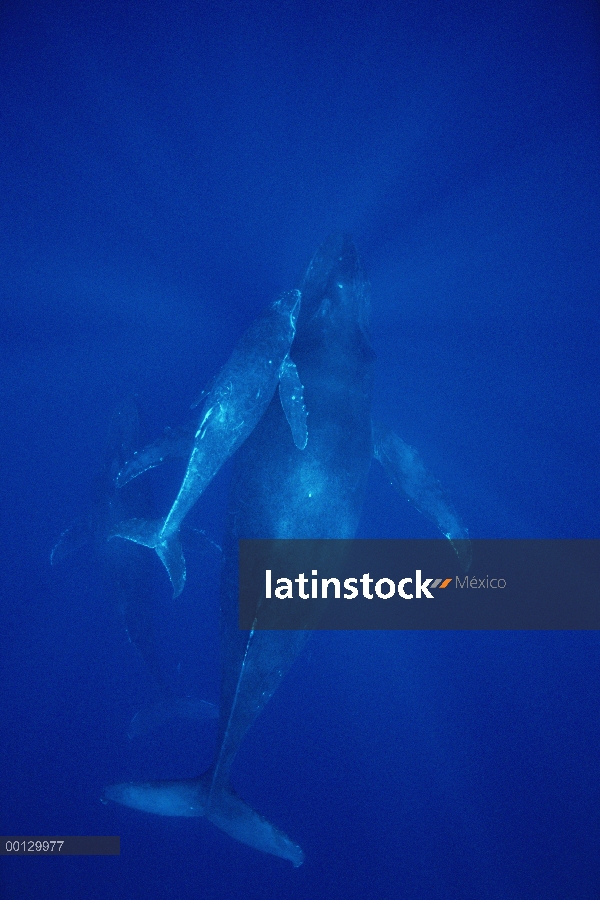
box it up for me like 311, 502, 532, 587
1, 1, 599, 898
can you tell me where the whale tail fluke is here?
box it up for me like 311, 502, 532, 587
104, 774, 304, 866
109, 518, 186, 597
204, 782, 304, 867
155, 533, 186, 598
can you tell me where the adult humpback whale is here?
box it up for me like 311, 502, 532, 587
105, 235, 470, 864
110, 289, 307, 598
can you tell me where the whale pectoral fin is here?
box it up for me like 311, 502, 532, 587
50, 518, 91, 565
116, 421, 196, 487
109, 519, 187, 597
278, 355, 308, 450
190, 373, 217, 410
373, 421, 472, 571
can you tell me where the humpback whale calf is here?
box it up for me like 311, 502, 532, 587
110, 289, 307, 598
51, 398, 218, 738
105, 235, 470, 864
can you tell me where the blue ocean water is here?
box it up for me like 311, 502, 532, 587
1, 0, 599, 897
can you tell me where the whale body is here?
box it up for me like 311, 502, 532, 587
110, 289, 307, 597
51, 398, 218, 738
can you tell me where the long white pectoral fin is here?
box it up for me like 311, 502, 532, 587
189, 373, 216, 410
278, 355, 308, 450
116, 422, 196, 488
373, 421, 472, 571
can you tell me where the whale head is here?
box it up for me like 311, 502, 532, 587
297, 233, 371, 347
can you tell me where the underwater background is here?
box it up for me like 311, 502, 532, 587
1, 0, 599, 897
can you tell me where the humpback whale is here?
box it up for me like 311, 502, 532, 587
105, 235, 470, 864
51, 398, 218, 738
110, 289, 307, 598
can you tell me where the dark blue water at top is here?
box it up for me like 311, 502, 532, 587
1, 1, 599, 897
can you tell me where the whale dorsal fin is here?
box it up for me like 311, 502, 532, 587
278, 355, 308, 450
